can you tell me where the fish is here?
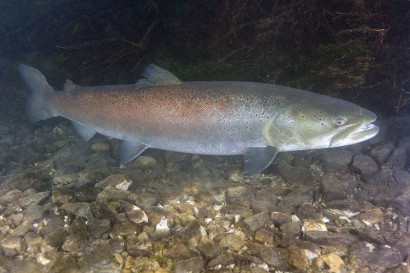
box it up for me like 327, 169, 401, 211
18, 64, 379, 177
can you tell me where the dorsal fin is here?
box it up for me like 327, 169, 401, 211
136, 64, 181, 86
63, 79, 78, 92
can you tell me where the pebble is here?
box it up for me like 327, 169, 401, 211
287, 244, 311, 270
94, 174, 130, 190
91, 142, 110, 152
249, 243, 289, 269
302, 219, 328, 232
123, 203, 148, 224
321, 253, 345, 273
305, 231, 358, 253
254, 228, 277, 245
198, 239, 221, 259
173, 256, 204, 273
214, 231, 246, 251
271, 211, 292, 226
0, 255, 48, 273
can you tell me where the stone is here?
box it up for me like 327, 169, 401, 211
24, 232, 44, 254
61, 217, 88, 252
382, 231, 410, 257
277, 163, 313, 185
88, 218, 111, 239
23, 204, 45, 221
1, 234, 23, 257
295, 204, 322, 220
60, 202, 93, 220
320, 171, 358, 202
0, 189, 22, 205
41, 215, 67, 248
8, 213, 23, 227
124, 256, 170, 272
0, 255, 48, 273
393, 187, 410, 216
53, 145, 86, 172
278, 187, 315, 213
127, 242, 151, 257
18, 191, 50, 207
198, 239, 221, 260
370, 142, 395, 164
280, 221, 301, 246
207, 254, 235, 268
163, 242, 195, 260
134, 156, 158, 169
349, 241, 403, 272
94, 174, 130, 190
305, 231, 358, 251
226, 186, 255, 209
326, 198, 373, 211
76, 239, 124, 272
13, 220, 33, 236
242, 211, 270, 233
179, 212, 196, 226
96, 186, 131, 203
52, 173, 79, 187
249, 243, 289, 269
387, 148, 407, 170
287, 244, 310, 270
321, 149, 353, 171
51, 187, 73, 205
357, 208, 384, 225
123, 202, 148, 224
352, 154, 379, 180
173, 256, 204, 273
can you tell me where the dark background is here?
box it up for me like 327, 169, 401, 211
0, 0, 409, 115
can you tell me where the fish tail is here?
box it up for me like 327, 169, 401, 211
18, 64, 54, 122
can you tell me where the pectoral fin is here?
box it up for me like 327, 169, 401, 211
244, 146, 279, 177
120, 141, 148, 165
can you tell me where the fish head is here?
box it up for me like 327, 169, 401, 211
263, 95, 379, 151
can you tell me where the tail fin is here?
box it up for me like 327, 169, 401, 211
18, 64, 54, 122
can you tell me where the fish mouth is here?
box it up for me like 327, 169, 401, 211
349, 122, 379, 142
330, 115, 379, 147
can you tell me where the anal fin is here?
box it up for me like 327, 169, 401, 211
120, 140, 148, 165
244, 146, 279, 177
72, 121, 96, 141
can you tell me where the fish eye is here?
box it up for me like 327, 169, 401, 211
335, 117, 347, 126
